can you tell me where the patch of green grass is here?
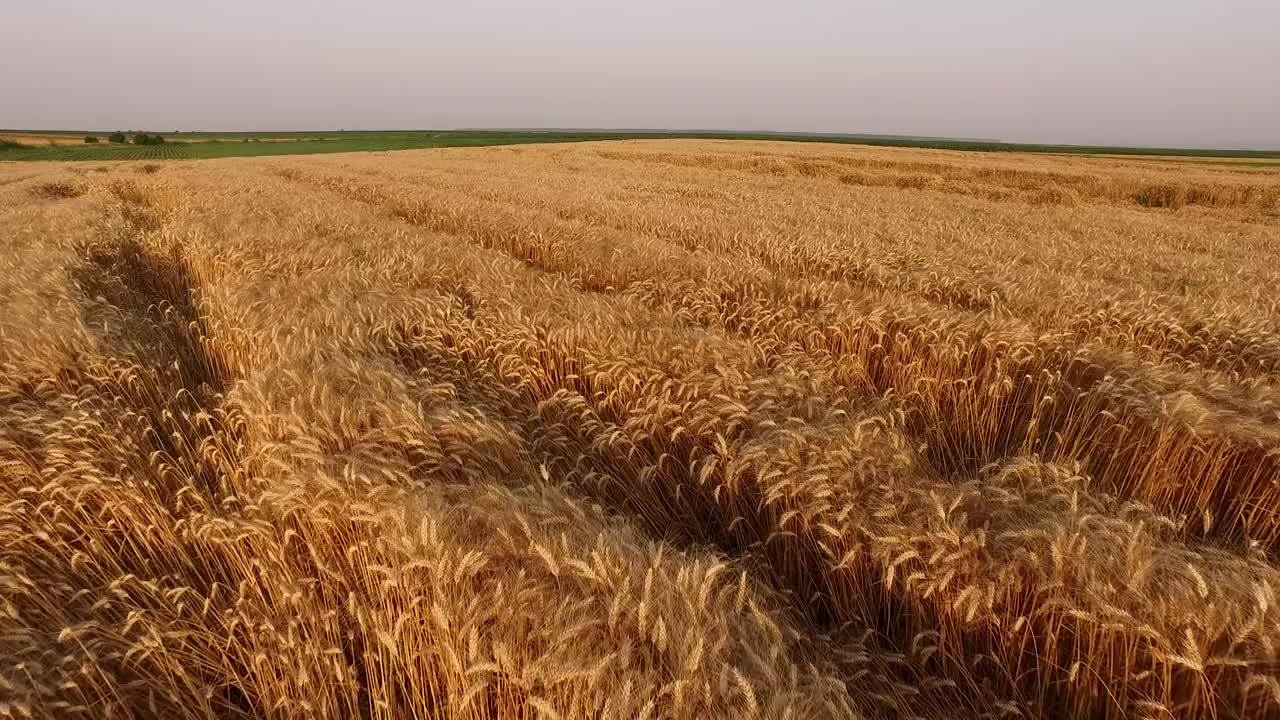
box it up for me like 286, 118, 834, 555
3, 129, 1279, 162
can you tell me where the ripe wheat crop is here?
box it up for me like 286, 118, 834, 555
2, 140, 1279, 719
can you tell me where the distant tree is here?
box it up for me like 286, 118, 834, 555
108, 132, 127, 144
84, 136, 100, 144
153, 134, 166, 144
133, 133, 166, 146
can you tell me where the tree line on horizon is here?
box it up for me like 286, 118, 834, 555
84, 132, 166, 145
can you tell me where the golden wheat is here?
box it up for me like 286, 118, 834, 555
2, 140, 1279, 719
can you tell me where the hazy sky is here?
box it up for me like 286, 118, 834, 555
4, 0, 1277, 148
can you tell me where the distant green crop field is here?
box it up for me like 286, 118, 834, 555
0, 132, 647, 161
0, 142, 187, 161
3, 129, 1279, 162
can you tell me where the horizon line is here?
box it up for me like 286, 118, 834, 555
4, 126, 1278, 154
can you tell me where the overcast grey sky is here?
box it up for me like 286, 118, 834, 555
3, 0, 1277, 148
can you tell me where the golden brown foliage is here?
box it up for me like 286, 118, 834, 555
2, 140, 1279, 719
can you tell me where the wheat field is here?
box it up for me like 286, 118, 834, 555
2, 140, 1279, 719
